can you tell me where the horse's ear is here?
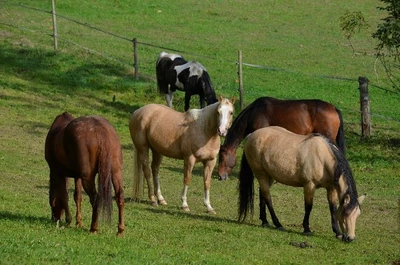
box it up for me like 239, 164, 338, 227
218, 95, 223, 102
230, 97, 236, 104
358, 194, 366, 205
343, 194, 351, 206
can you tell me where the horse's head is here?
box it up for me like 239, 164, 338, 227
49, 177, 71, 224
216, 97, 235, 137
217, 145, 237, 180
336, 194, 365, 242
200, 71, 218, 105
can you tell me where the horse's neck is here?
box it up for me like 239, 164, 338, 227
192, 103, 219, 137
222, 109, 249, 150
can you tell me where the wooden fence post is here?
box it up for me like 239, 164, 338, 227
238, 50, 244, 110
358, 76, 371, 137
133, 38, 139, 80
51, 0, 58, 50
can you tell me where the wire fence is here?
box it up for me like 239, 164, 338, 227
1, 0, 400, 125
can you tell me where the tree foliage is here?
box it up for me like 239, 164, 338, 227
372, 0, 400, 91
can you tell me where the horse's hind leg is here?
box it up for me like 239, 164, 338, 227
181, 157, 196, 212
81, 176, 99, 234
327, 188, 342, 238
165, 90, 174, 108
111, 168, 125, 237
138, 148, 158, 206
259, 177, 284, 230
151, 152, 167, 205
74, 178, 83, 228
259, 188, 270, 227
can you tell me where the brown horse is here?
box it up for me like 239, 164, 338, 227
238, 126, 364, 242
218, 97, 345, 180
129, 97, 234, 213
45, 112, 125, 236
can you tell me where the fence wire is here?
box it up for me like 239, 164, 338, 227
1, 0, 400, 124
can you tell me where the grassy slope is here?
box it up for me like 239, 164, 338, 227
1, 0, 400, 264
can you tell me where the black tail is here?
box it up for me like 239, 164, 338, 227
335, 107, 346, 156
238, 152, 255, 222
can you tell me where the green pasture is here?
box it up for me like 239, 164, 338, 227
1, 0, 399, 264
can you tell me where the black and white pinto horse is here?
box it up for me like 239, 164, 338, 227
156, 52, 218, 111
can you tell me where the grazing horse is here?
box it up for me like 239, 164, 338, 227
156, 51, 218, 111
45, 112, 125, 236
238, 126, 364, 242
218, 97, 346, 181
129, 97, 234, 213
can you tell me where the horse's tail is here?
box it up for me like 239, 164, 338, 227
132, 144, 143, 201
238, 151, 255, 223
97, 144, 113, 224
335, 107, 346, 156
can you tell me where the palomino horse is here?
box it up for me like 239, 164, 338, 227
45, 112, 125, 236
218, 96, 346, 180
129, 97, 234, 213
238, 126, 364, 242
156, 51, 218, 111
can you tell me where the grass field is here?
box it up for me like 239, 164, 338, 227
1, 0, 400, 264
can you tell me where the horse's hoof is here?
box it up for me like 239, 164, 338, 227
76, 222, 83, 228
261, 222, 270, 228
336, 233, 343, 240
207, 209, 216, 214
276, 226, 286, 231
182, 206, 190, 212
302, 231, 313, 236
116, 231, 124, 237
151, 201, 158, 207
159, 199, 167, 206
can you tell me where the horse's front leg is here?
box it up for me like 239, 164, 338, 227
181, 157, 195, 212
184, 92, 192, 111
199, 94, 206, 109
203, 159, 217, 214
327, 188, 342, 239
151, 152, 167, 205
74, 178, 83, 228
302, 184, 316, 236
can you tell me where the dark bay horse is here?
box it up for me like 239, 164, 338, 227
129, 97, 234, 213
218, 96, 345, 180
156, 51, 218, 111
45, 112, 125, 236
238, 126, 364, 242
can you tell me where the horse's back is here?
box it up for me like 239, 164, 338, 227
246, 126, 335, 187
64, 115, 122, 173
130, 104, 190, 158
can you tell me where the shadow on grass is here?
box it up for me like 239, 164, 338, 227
0, 210, 50, 224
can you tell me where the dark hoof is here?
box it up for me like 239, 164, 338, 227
276, 226, 286, 231
261, 223, 271, 228
302, 231, 313, 236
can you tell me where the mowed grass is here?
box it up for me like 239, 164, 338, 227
1, 0, 400, 264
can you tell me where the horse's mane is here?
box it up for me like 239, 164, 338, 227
325, 137, 359, 210
222, 97, 270, 148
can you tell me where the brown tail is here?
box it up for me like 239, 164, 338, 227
97, 147, 113, 224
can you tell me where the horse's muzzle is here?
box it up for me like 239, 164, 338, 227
218, 173, 228, 181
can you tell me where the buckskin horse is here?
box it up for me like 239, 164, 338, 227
218, 97, 346, 181
45, 112, 125, 236
156, 51, 218, 111
129, 97, 234, 213
238, 126, 364, 242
